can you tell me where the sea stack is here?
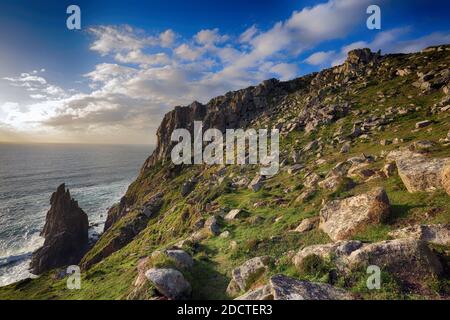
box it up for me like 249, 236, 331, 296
30, 183, 89, 274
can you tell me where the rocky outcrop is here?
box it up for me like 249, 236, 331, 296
319, 188, 390, 241
293, 241, 362, 270
236, 275, 353, 300
388, 225, 450, 245
388, 150, 450, 192
31, 184, 89, 274
145, 268, 191, 300
226, 256, 271, 296
140, 78, 308, 170
347, 239, 443, 278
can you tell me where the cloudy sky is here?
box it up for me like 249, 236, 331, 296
0, 0, 449, 145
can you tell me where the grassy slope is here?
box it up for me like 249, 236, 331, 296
1, 49, 449, 300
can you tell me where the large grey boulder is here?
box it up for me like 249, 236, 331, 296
235, 275, 353, 300
347, 239, 443, 278
293, 241, 362, 269
270, 275, 353, 300
388, 225, 450, 246
226, 256, 271, 296
387, 150, 450, 192
145, 268, 192, 300
319, 188, 390, 241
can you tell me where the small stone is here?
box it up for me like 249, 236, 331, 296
415, 120, 432, 129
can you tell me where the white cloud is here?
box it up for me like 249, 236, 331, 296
174, 44, 203, 61
239, 25, 258, 43
159, 29, 176, 47
305, 50, 336, 65
194, 28, 228, 45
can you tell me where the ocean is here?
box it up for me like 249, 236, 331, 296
0, 143, 152, 287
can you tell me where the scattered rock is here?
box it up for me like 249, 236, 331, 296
347, 239, 443, 279
382, 161, 397, 178
293, 241, 362, 269
388, 225, 450, 245
318, 176, 355, 193
319, 188, 390, 241
442, 163, 450, 196
248, 175, 264, 192
303, 172, 321, 189
340, 142, 351, 153
415, 120, 432, 129
204, 216, 221, 235
220, 231, 230, 238
390, 150, 450, 192
225, 209, 246, 221
145, 268, 191, 300
269, 275, 353, 300
292, 217, 319, 233
226, 256, 271, 296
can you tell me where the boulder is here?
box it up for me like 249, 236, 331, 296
303, 172, 321, 188
225, 209, 246, 221
226, 256, 271, 296
292, 217, 319, 233
164, 250, 194, 270
390, 150, 450, 192
318, 176, 355, 193
235, 275, 353, 300
382, 161, 397, 178
347, 239, 443, 278
388, 225, 450, 245
340, 142, 351, 153
30, 184, 89, 274
204, 216, 221, 235
442, 163, 450, 196
319, 188, 390, 241
269, 275, 353, 300
145, 268, 191, 300
415, 120, 432, 129
293, 241, 362, 269
248, 175, 264, 192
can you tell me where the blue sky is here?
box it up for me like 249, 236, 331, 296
0, 0, 449, 144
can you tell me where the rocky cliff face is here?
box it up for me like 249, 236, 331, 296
141, 48, 382, 171
30, 184, 89, 274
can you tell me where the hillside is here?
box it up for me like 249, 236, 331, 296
1, 45, 449, 300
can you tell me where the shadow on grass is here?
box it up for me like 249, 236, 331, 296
190, 259, 230, 300
387, 203, 426, 225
